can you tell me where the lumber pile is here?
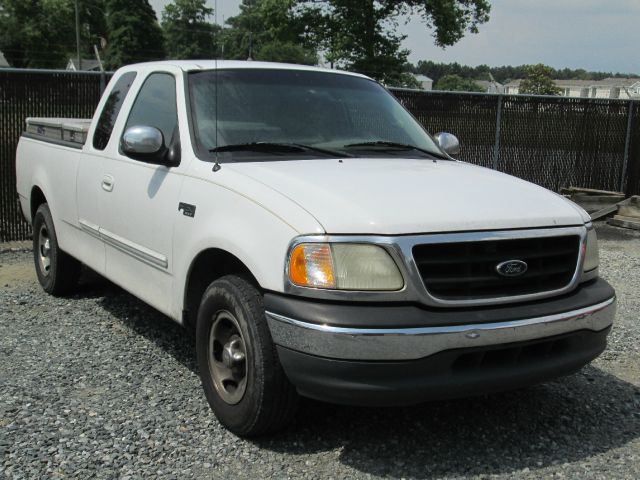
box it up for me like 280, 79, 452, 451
561, 187, 625, 214
607, 196, 640, 231
562, 187, 640, 230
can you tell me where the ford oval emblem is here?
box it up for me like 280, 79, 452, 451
496, 260, 528, 277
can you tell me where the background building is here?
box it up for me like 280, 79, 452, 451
66, 58, 102, 72
0, 51, 9, 68
505, 78, 640, 98
413, 74, 433, 90
475, 79, 505, 94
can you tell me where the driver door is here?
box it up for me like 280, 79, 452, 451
100, 70, 185, 316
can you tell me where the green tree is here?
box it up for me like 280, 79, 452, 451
161, 0, 220, 59
103, 0, 165, 69
255, 40, 317, 64
77, 0, 107, 58
416, 62, 527, 85
222, 0, 318, 64
519, 63, 561, 95
0, 0, 107, 69
300, 0, 491, 86
308, 0, 411, 85
435, 74, 484, 92
410, 60, 640, 85
0, 0, 75, 68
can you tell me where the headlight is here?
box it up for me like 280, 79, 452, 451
583, 227, 599, 272
288, 243, 404, 290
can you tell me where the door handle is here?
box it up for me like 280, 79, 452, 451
101, 175, 114, 192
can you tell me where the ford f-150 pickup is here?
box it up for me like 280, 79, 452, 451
16, 61, 615, 436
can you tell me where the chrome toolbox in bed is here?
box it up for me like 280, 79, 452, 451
25, 117, 92, 147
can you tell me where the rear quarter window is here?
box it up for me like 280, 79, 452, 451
92, 72, 137, 150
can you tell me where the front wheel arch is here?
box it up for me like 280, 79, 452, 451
183, 248, 260, 332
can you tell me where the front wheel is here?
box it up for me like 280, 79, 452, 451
196, 275, 299, 436
32, 204, 81, 295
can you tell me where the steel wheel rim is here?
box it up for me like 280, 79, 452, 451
208, 310, 248, 405
38, 225, 51, 276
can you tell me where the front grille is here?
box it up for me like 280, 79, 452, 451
412, 235, 580, 301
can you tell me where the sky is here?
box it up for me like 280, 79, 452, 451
149, 0, 640, 74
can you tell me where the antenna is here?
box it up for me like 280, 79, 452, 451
248, 0, 253, 60
213, 0, 221, 172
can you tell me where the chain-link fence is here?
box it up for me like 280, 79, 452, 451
393, 89, 639, 196
1, 69, 110, 241
1, 70, 639, 241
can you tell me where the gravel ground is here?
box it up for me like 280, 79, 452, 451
1, 223, 639, 479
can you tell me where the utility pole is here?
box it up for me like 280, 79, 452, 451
220, 15, 225, 60
93, 44, 104, 72
75, 0, 81, 70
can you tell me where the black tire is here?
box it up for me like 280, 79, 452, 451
196, 275, 299, 436
32, 203, 81, 295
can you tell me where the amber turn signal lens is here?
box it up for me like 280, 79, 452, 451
288, 244, 335, 288
583, 227, 599, 272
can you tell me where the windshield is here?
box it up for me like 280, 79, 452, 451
187, 68, 445, 161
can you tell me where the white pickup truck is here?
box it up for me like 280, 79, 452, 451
16, 61, 615, 436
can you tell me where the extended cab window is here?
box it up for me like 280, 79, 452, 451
124, 72, 178, 149
93, 72, 137, 150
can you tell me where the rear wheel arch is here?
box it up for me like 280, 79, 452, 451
183, 248, 260, 332
30, 185, 47, 222
32, 203, 81, 295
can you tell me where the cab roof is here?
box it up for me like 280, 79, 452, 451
119, 60, 371, 80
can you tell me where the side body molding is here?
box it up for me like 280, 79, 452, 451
79, 219, 168, 270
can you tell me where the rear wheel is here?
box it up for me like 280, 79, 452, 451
196, 275, 299, 436
32, 204, 81, 295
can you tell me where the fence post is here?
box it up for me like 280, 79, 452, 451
620, 100, 635, 192
492, 94, 503, 170
99, 71, 106, 95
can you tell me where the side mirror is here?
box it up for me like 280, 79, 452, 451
121, 126, 169, 164
434, 132, 460, 157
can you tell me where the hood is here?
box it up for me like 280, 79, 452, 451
228, 158, 589, 235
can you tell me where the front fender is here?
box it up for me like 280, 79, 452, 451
170, 176, 319, 321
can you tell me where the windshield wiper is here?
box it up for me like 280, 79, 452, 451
210, 142, 351, 158
343, 141, 446, 159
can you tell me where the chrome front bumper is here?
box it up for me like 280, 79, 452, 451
266, 297, 616, 361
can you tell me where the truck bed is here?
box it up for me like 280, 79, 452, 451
25, 117, 91, 148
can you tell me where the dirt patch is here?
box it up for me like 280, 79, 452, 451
0, 240, 31, 253
0, 254, 35, 289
